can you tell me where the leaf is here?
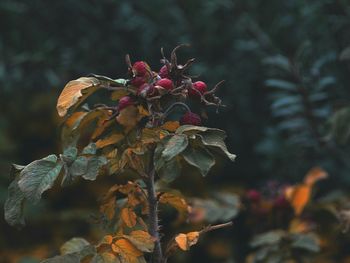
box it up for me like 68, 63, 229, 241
175, 232, 200, 251
291, 234, 320, 252
111, 239, 143, 263
18, 155, 63, 204
60, 237, 90, 255
92, 253, 121, 263
83, 156, 108, 181
42, 245, 96, 263
250, 230, 285, 248
116, 105, 143, 130
182, 144, 215, 176
161, 121, 180, 132
199, 130, 236, 161
57, 77, 101, 117
262, 55, 292, 72
340, 46, 350, 60
158, 156, 182, 183
121, 207, 137, 228
329, 107, 350, 145
303, 167, 328, 186
159, 192, 189, 221
123, 230, 155, 252
4, 164, 26, 227
96, 134, 124, 149
285, 185, 311, 216
265, 79, 297, 91
162, 134, 188, 161
111, 90, 130, 100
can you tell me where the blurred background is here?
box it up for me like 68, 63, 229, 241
1, 0, 350, 262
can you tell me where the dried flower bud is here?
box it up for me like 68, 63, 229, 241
180, 112, 201, 126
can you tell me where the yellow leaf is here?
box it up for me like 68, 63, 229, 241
175, 231, 200, 251
57, 77, 101, 117
303, 167, 328, 186
96, 133, 124, 149
111, 239, 143, 263
121, 207, 137, 228
123, 230, 155, 252
161, 121, 180, 132
111, 90, 130, 100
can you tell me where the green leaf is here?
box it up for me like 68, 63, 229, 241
182, 143, 215, 177
176, 125, 211, 135
250, 230, 286, 248
82, 143, 97, 155
60, 237, 90, 255
291, 234, 320, 252
4, 164, 26, 228
158, 156, 182, 183
329, 107, 350, 145
83, 156, 107, 181
18, 155, 63, 204
199, 131, 236, 161
340, 46, 350, 61
42, 245, 96, 263
265, 79, 297, 91
91, 253, 122, 263
161, 134, 188, 161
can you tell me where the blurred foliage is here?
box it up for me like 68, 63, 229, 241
1, 0, 350, 262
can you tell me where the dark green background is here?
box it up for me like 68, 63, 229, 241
1, 0, 350, 262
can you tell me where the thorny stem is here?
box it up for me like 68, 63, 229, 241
145, 148, 163, 263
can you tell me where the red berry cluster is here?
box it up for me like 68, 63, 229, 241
114, 46, 224, 128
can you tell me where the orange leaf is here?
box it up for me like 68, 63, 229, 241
303, 167, 328, 186
121, 207, 137, 228
100, 197, 117, 220
111, 90, 130, 100
111, 239, 143, 263
57, 77, 101, 117
175, 231, 200, 251
285, 185, 311, 216
161, 121, 180, 132
159, 193, 189, 220
95, 133, 124, 148
123, 230, 155, 252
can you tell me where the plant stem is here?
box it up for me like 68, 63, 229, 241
146, 149, 163, 263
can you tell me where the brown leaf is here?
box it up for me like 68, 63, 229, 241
96, 133, 124, 149
123, 230, 155, 252
96, 252, 121, 263
121, 207, 137, 228
111, 239, 143, 263
175, 231, 200, 251
116, 105, 143, 130
161, 121, 180, 132
100, 197, 117, 220
111, 90, 130, 100
57, 77, 101, 117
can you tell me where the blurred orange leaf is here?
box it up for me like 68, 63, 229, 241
123, 230, 155, 252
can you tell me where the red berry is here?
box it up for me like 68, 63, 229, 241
131, 76, 146, 87
180, 112, 201, 126
246, 189, 261, 203
132, 61, 150, 77
118, 96, 135, 111
137, 83, 155, 98
159, 65, 170, 78
189, 81, 207, 97
155, 78, 174, 90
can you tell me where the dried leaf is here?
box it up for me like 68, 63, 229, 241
121, 208, 137, 228
123, 230, 155, 252
111, 239, 143, 263
57, 77, 101, 117
159, 193, 188, 218
175, 232, 200, 251
96, 134, 124, 149
116, 106, 143, 130
161, 121, 180, 132
60, 237, 90, 255
111, 90, 130, 100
